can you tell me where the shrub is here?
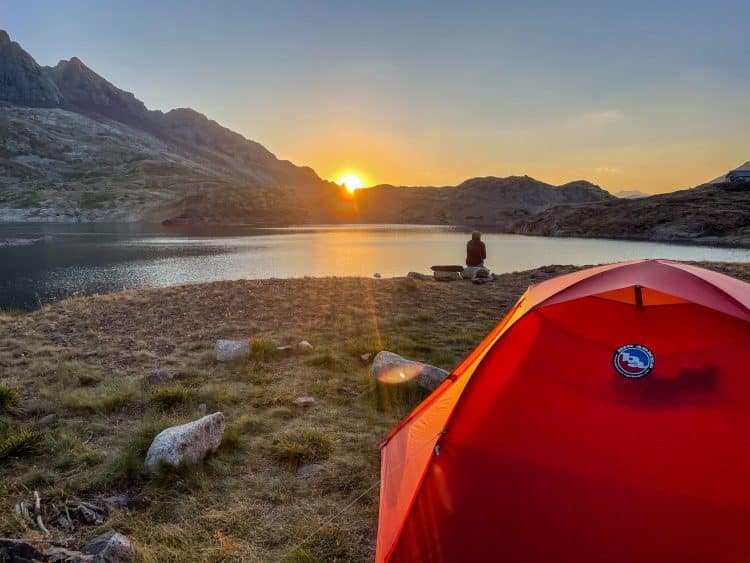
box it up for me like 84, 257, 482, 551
77, 373, 102, 387
0, 429, 43, 461
396, 279, 419, 292
286, 526, 350, 562
0, 384, 20, 412
344, 336, 392, 358
272, 429, 333, 466
150, 386, 197, 409
108, 417, 172, 484
250, 338, 278, 363
58, 381, 140, 414
305, 352, 341, 370
47, 431, 104, 470
219, 426, 242, 452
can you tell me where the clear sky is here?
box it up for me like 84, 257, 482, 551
4, 0, 750, 193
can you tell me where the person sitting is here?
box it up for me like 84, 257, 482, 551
466, 231, 486, 267
464, 231, 491, 282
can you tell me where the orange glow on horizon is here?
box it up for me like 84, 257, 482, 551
334, 171, 368, 193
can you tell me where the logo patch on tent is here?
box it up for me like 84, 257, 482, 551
613, 344, 655, 378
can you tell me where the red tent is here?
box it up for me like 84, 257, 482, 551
377, 259, 750, 563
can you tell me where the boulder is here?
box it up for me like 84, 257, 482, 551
462, 266, 491, 280
297, 340, 314, 354
297, 463, 326, 478
433, 270, 461, 282
373, 272, 382, 278
145, 412, 225, 474
81, 530, 135, 563
213, 339, 250, 362
371, 351, 450, 391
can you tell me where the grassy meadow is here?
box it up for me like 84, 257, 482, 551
1, 262, 748, 561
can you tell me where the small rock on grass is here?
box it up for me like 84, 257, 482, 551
39, 413, 58, 426
213, 339, 250, 362
82, 530, 135, 563
360, 353, 372, 364
297, 340, 314, 354
297, 463, 326, 478
294, 396, 316, 408
277, 345, 294, 354
145, 412, 225, 474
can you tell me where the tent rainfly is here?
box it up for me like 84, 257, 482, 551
377, 259, 750, 563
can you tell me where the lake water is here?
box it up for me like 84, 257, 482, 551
1, 223, 748, 310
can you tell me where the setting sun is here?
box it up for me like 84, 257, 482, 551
337, 173, 365, 193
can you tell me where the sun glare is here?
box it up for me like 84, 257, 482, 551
337, 173, 365, 193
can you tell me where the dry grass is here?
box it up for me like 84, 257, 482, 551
0, 262, 748, 561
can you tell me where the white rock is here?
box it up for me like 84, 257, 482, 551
38, 413, 57, 426
81, 530, 135, 562
297, 340, 314, 354
145, 413, 225, 474
213, 339, 250, 361
297, 463, 326, 478
371, 351, 450, 391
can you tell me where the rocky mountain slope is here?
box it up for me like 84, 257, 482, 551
510, 183, 750, 247
0, 30, 342, 223
351, 175, 613, 225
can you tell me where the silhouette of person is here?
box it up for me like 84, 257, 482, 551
466, 231, 486, 267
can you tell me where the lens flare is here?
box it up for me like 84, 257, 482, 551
374, 364, 423, 384
336, 173, 366, 193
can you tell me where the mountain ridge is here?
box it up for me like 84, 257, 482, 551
0, 29, 349, 223
351, 175, 613, 225
5, 27, 743, 244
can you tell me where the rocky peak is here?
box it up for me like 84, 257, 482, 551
46, 56, 147, 118
0, 29, 62, 105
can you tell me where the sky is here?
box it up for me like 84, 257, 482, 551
4, 0, 750, 193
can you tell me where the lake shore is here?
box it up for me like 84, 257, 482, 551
2, 262, 750, 561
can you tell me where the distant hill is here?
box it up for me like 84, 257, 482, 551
352, 176, 613, 225
510, 183, 750, 247
710, 161, 750, 184
613, 190, 650, 199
